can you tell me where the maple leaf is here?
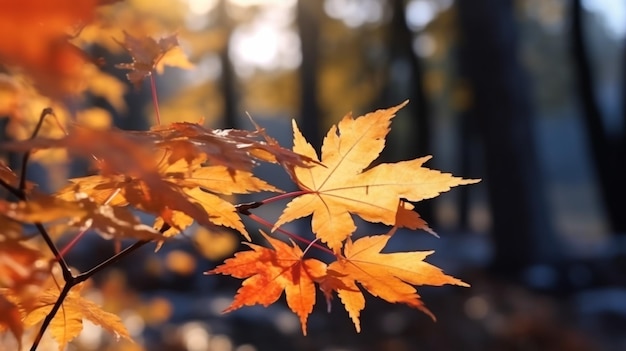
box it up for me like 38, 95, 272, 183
207, 232, 327, 335
0, 0, 100, 95
0, 162, 18, 188
321, 233, 469, 332
2, 126, 220, 233
0, 215, 23, 240
0, 196, 87, 224
141, 121, 316, 171
115, 32, 193, 87
0, 294, 22, 348
275, 101, 479, 251
57, 152, 281, 238
0, 161, 35, 193
0, 239, 48, 289
157, 187, 249, 238
0, 194, 162, 241
151, 157, 282, 237
7, 283, 130, 350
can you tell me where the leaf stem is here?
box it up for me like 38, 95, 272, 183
149, 74, 161, 126
302, 237, 320, 257
58, 188, 122, 258
247, 213, 332, 255
260, 190, 312, 205
58, 228, 88, 258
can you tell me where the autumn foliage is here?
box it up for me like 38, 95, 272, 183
0, 0, 478, 349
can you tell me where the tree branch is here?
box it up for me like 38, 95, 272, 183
76, 240, 151, 283
29, 282, 72, 351
0, 177, 23, 198
20, 108, 55, 192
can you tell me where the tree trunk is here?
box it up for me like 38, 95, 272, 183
217, 0, 237, 129
571, 0, 626, 234
456, 0, 558, 276
380, 0, 434, 222
297, 0, 322, 150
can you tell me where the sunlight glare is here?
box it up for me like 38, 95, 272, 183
413, 33, 436, 57
324, 0, 384, 28
228, 0, 293, 6
583, 0, 626, 38
229, 4, 301, 77
405, 0, 437, 31
185, 0, 218, 15
77, 320, 103, 350
181, 322, 211, 351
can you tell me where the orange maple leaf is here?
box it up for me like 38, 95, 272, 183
275, 101, 479, 251
0, 294, 22, 348
321, 232, 469, 332
0, 163, 19, 189
0, 0, 99, 95
207, 232, 327, 335
0, 162, 35, 194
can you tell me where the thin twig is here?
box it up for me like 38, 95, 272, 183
76, 240, 151, 283
29, 282, 72, 351
29, 239, 153, 351
0, 178, 23, 198
20, 108, 55, 192
36, 223, 72, 282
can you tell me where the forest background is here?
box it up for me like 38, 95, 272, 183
1, 0, 625, 350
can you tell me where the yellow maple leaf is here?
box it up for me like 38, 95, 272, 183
321, 233, 469, 332
275, 101, 479, 251
13, 283, 130, 350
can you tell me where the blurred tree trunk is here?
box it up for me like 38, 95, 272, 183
297, 0, 322, 150
571, 0, 626, 235
457, 106, 473, 229
456, 0, 558, 276
217, 0, 237, 129
378, 0, 433, 221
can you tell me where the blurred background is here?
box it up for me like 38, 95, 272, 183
4, 0, 626, 350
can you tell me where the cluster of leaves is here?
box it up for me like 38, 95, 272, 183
0, 0, 478, 349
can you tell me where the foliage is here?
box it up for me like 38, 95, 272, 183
0, 0, 478, 349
